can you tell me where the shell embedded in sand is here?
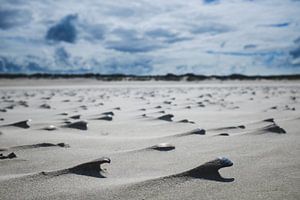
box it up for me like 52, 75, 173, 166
40, 104, 51, 109
217, 157, 233, 167
189, 128, 206, 135
176, 128, 206, 137
7, 152, 16, 159
59, 112, 68, 116
178, 119, 195, 124
0, 152, 17, 160
102, 111, 114, 116
44, 125, 57, 131
178, 119, 189, 123
150, 143, 175, 151
56, 143, 70, 148
218, 133, 229, 136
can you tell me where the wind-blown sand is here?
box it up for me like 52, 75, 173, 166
0, 80, 299, 200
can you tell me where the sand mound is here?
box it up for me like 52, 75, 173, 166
177, 119, 195, 124
40, 104, 51, 109
217, 133, 230, 136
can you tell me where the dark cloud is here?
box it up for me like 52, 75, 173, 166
289, 37, 300, 63
0, 55, 91, 73
0, 57, 22, 72
0, 57, 45, 73
0, 8, 31, 29
26, 62, 46, 72
0, 52, 154, 74
101, 57, 153, 75
145, 28, 190, 44
80, 24, 107, 41
191, 23, 232, 35
107, 41, 158, 53
267, 23, 290, 28
294, 37, 300, 44
54, 47, 70, 66
86, 25, 106, 40
145, 28, 177, 38
106, 28, 162, 53
206, 50, 284, 57
203, 0, 220, 4
106, 27, 190, 53
244, 44, 257, 49
46, 14, 78, 43
290, 47, 300, 60
1, 0, 26, 5
258, 22, 290, 28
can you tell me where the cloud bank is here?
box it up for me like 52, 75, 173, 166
0, 0, 300, 75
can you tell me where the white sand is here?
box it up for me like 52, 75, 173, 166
0, 79, 299, 200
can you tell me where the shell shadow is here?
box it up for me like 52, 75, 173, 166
68, 157, 111, 178
2, 119, 31, 129
175, 157, 235, 182
41, 157, 111, 178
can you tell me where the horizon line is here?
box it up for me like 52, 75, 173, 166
1, 73, 300, 80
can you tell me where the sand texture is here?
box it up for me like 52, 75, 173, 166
0, 80, 299, 200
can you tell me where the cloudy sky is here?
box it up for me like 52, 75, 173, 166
0, 0, 300, 75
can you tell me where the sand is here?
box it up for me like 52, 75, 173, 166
0, 79, 299, 200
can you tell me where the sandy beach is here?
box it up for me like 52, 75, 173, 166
0, 79, 299, 200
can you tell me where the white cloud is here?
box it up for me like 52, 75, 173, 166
0, 0, 300, 75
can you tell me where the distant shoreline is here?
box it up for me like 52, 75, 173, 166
0, 73, 300, 81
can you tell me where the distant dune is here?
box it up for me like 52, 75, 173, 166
0, 73, 300, 81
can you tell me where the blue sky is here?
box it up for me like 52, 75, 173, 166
0, 0, 300, 75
